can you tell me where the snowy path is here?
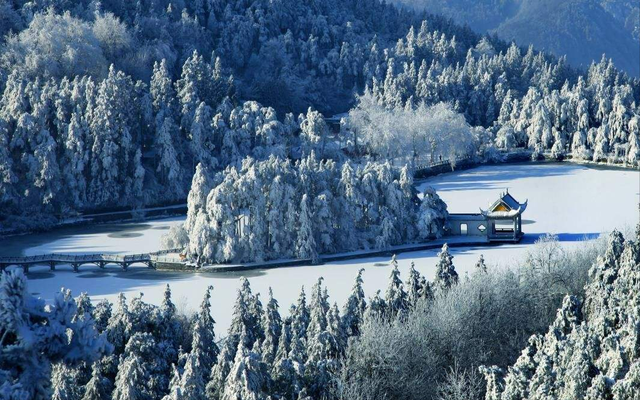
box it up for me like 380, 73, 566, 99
12, 162, 640, 333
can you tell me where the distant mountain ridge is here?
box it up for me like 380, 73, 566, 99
392, 0, 640, 77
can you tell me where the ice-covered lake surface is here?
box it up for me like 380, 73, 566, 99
4, 162, 639, 334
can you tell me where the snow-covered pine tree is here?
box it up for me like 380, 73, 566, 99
221, 330, 269, 400
92, 299, 112, 334
155, 115, 182, 195
304, 326, 341, 400
299, 108, 327, 158
626, 116, 640, 165
62, 108, 88, 208
271, 356, 301, 400
592, 121, 610, 162
296, 194, 318, 263
307, 278, 330, 340
0, 271, 109, 400
417, 186, 448, 240
290, 287, 311, 341
206, 340, 234, 400
327, 303, 346, 355
111, 354, 148, 400
51, 362, 83, 400
122, 332, 168, 399
385, 255, 408, 317
106, 293, 132, 353
405, 261, 423, 307
75, 292, 95, 319
434, 244, 458, 291
261, 288, 282, 367
190, 286, 219, 378
189, 101, 216, 170
341, 268, 367, 337
418, 275, 435, 302
88, 65, 136, 207
82, 361, 112, 400
157, 285, 178, 343
363, 290, 386, 322
179, 350, 206, 400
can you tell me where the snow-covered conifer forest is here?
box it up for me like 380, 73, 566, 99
2, 229, 639, 399
0, 0, 638, 229
0, 0, 639, 398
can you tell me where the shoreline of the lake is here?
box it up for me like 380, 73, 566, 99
16, 162, 639, 333
2, 155, 637, 240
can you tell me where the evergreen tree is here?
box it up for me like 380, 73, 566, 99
82, 362, 112, 400
417, 187, 448, 239
364, 290, 386, 321
62, 109, 88, 208
111, 354, 148, 400
221, 331, 269, 400
261, 288, 283, 367
272, 357, 301, 400
191, 286, 219, 377
206, 341, 235, 400
290, 287, 311, 340
434, 244, 458, 291
158, 285, 178, 341
189, 101, 216, 170
51, 363, 83, 400
0, 271, 109, 400
341, 268, 367, 337
88, 65, 136, 207
385, 255, 408, 317
155, 115, 182, 194
405, 261, 423, 307
93, 299, 113, 333
179, 351, 206, 400
299, 108, 327, 157
296, 194, 318, 263
76, 292, 95, 319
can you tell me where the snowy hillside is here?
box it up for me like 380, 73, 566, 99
495, 0, 640, 77
392, 0, 640, 77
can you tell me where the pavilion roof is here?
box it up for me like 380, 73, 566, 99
480, 189, 527, 218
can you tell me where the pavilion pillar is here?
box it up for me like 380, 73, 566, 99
518, 215, 522, 235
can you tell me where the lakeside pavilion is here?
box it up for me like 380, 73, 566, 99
447, 190, 527, 242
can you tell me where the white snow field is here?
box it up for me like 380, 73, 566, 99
6, 162, 639, 333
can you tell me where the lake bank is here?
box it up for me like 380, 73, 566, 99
2, 153, 636, 238
13, 162, 638, 333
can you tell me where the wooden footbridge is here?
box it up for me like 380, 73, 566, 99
0, 249, 184, 273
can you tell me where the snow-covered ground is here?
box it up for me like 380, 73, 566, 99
8, 162, 639, 334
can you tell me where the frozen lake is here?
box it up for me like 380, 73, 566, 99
3, 162, 639, 333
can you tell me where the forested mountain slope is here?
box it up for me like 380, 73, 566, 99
0, 0, 638, 231
0, 0, 476, 115
390, 0, 640, 77
496, 0, 640, 77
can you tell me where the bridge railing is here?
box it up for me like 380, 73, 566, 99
0, 251, 185, 266
150, 248, 184, 256
153, 256, 185, 264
